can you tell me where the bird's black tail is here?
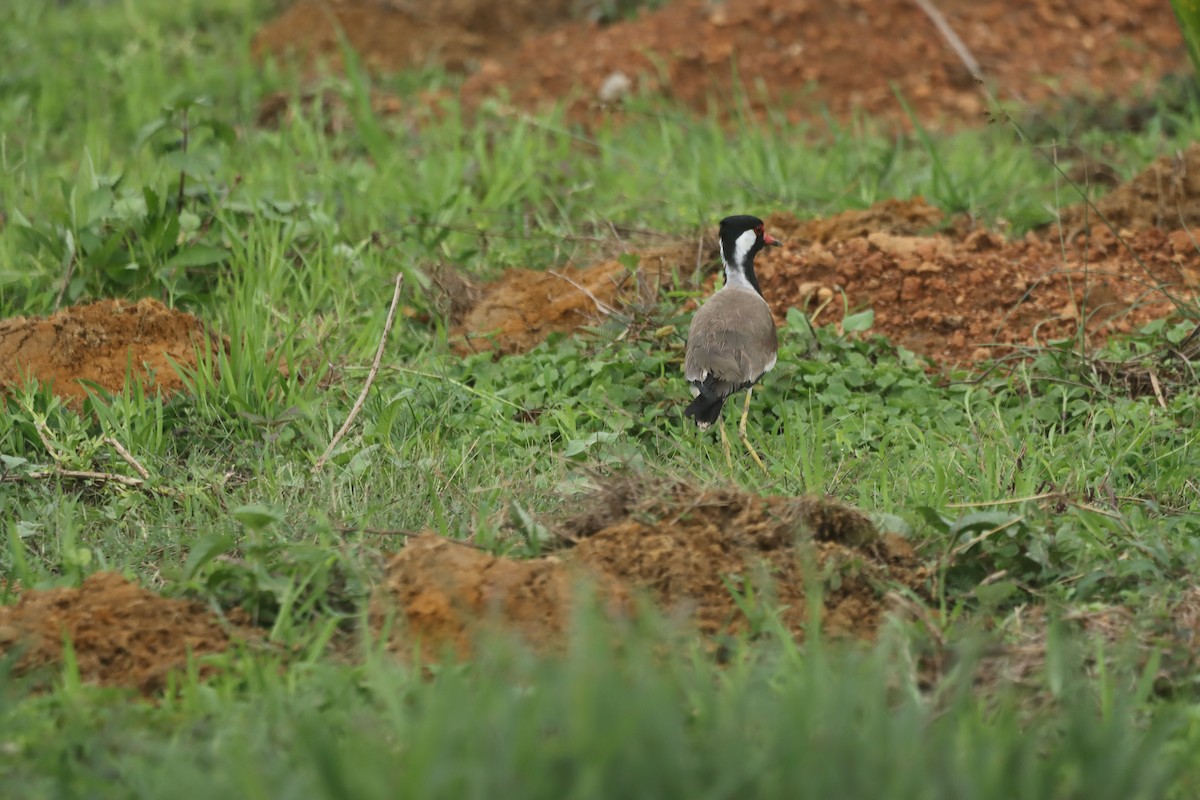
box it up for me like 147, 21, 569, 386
684, 393, 726, 427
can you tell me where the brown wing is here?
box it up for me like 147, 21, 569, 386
684, 290, 777, 392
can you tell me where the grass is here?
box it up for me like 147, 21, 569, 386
1, 620, 1187, 799
2, 0, 1200, 796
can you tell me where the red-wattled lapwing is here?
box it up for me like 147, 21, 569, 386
684, 214, 781, 473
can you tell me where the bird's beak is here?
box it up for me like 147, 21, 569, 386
763, 233, 782, 247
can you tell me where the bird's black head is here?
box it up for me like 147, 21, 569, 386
718, 214, 781, 295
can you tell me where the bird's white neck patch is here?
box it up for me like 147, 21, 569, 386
722, 228, 758, 291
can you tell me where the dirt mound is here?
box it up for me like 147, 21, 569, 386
458, 0, 1184, 128
370, 479, 928, 656
569, 481, 923, 640
451, 194, 1200, 365
767, 198, 946, 245
369, 536, 631, 658
1056, 143, 1200, 234
0, 298, 221, 407
255, 1, 1184, 131
0, 572, 251, 695
756, 213, 1200, 366
253, 0, 579, 75
450, 242, 690, 355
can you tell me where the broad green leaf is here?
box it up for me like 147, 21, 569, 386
204, 119, 237, 147
974, 580, 1018, 607
134, 117, 171, 150
165, 244, 228, 269
232, 503, 285, 531
183, 533, 237, 579
841, 309, 875, 333
82, 186, 114, 227
914, 506, 951, 533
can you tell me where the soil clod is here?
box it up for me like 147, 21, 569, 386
0, 298, 222, 407
371, 477, 930, 655
0, 572, 252, 695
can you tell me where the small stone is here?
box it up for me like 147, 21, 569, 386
597, 71, 632, 103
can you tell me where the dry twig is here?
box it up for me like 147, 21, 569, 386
1148, 369, 1169, 410
313, 273, 404, 471
104, 436, 150, 479
53, 252, 76, 313
946, 492, 1061, 509
548, 269, 620, 317
32, 418, 63, 463
910, 0, 984, 84
1, 468, 145, 489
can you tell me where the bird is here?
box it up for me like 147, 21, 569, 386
683, 214, 781, 473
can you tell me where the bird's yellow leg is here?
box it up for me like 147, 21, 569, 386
738, 388, 768, 475
719, 420, 734, 471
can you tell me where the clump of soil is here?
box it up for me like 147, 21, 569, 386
0, 572, 252, 695
568, 479, 922, 639
458, 0, 1185, 129
450, 190, 1200, 366
450, 241, 692, 355
756, 214, 1200, 366
0, 298, 222, 407
768, 198, 946, 245
369, 536, 630, 658
1056, 142, 1200, 234
256, 1, 1184, 131
964, 604, 1141, 692
252, 0, 580, 75
370, 477, 928, 656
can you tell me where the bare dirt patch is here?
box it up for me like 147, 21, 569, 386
757, 207, 1200, 367
256, 0, 1186, 130
369, 536, 631, 659
754, 146, 1200, 365
1056, 143, 1200, 234
449, 242, 692, 355
252, 0, 580, 75
370, 478, 929, 656
569, 480, 924, 640
450, 193, 1200, 366
0, 572, 252, 695
0, 298, 222, 407
462, 0, 1185, 128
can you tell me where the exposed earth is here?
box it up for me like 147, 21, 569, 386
369, 477, 926, 658
254, 0, 1188, 130
1, 480, 927, 692
0, 572, 253, 694
0, 298, 223, 408
450, 242, 686, 356
8, 478, 1200, 696
252, 0, 582, 75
